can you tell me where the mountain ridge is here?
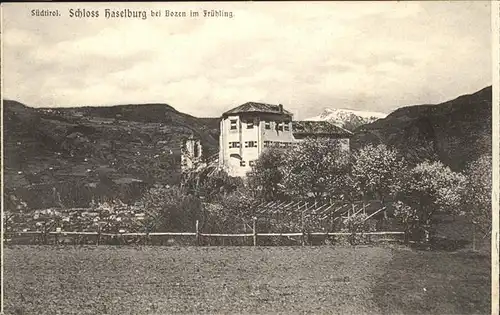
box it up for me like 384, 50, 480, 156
3, 85, 491, 209
305, 108, 387, 131
351, 85, 492, 171
3, 100, 220, 209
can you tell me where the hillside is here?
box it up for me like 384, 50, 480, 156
305, 108, 387, 131
4, 86, 492, 209
350, 86, 492, 171
3, 100, 220, 209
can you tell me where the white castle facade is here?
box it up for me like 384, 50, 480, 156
218, 102, 352, 178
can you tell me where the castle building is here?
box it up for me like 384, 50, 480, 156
181, 134, 205, 172
218, 102, 352, 177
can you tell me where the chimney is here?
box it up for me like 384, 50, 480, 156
278, 104, 283, 113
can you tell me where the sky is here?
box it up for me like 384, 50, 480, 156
2, 1, 492, 119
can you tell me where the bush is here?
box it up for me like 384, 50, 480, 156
136, 185, 204, 233
281, 138, 350, 201
394, 161, 467, 243
340, 213, 375, 245
247, 148, 287, 201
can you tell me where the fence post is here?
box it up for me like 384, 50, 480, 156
96, 225, 101, 246
43, 225, 48, 245
301, 210, 305, 246
253, 217, 257, 247
195, 220, 200, 246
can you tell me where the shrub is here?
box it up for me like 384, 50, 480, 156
281, 138, 350, 201
395, 161, 467, 243
136, 185, 204, 233
340, 213, 375, 245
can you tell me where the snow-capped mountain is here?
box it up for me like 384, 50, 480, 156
305, 108, 387, 131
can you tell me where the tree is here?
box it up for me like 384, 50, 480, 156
464, 154, 492, 249
392, 200, 419, 244
247, 148, 286, 201
182, 169, 243, 202
136, 185, 203, 232
280, 138, 350, 201
395, 161, 467, 244
351, 144, 408, 204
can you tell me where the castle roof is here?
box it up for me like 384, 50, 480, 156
223, 102, 292, 117
292, 121, 352, 138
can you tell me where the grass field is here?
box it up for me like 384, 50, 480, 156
3, 245, 490, 315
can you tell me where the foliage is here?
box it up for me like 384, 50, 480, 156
394, 161, 467, 241
463, 154, 492, 236
247, 148, 286, 201
91, 199, 143, 234
281, 138, 350, 201
201, 191, 257, 245
137, 185, 203, 232
351, 144, 408, 202
341, 213, 375, 245
182, 169, 243, 202
392, 200, 419, 243
4, 195, 30, 232
342, 213, 373, 233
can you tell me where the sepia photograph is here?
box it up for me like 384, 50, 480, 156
1, 1, 497, 314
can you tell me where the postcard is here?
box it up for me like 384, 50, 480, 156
1, 1, 498, 314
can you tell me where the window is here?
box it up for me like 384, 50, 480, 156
265, 121, 271, 129
284, 122, 290, 131
245, 141, 256, 148
277, 122, 283, 131
249, 160, 256, 167
279, 142, 286, 148
247, 121, 254, 129
230, 120, 237, 130
264, 141, 270, 148
240, 160, 246, 167
229, 142, 240, 148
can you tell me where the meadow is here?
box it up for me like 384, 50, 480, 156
3, 245, 490, 315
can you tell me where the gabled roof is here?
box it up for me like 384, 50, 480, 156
292, 121, 352, 137
223, 102, 293, 116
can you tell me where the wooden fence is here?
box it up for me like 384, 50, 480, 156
4, 218, 405, 246
5, 199, 402, 246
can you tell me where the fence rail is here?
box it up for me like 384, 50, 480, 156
5, 200, 401, 246
5, 219, 405, 246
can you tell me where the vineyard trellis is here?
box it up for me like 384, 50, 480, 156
4, 199, 404, 246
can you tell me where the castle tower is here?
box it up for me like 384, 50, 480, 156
181, 134, 204, 172
219, 102, 294, 177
